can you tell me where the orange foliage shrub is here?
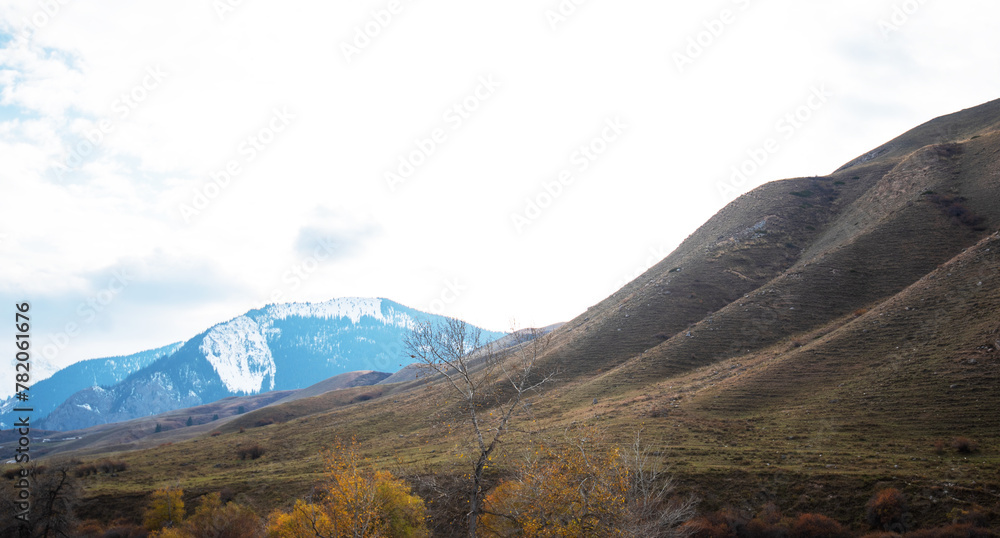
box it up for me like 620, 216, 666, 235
866, 488, 907, 530
746, 503, 791, 538
681, 516, 739, 538
951, 437, 978, 454
907, 523, 993, 538
790, 513, 851, 538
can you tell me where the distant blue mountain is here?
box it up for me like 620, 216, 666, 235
0, 342, 183, 429
36, 298, 504, 431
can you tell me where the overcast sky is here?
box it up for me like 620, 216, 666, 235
2, 0, 999, 385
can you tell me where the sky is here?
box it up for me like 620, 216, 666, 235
1, 0, 999, 387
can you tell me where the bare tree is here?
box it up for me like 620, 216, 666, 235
620, 430, 696, 538
404, 318, 554, 537
0, 464, 80, 538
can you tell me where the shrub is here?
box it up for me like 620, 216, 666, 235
75, 463, 99, 477
210, 431, 222, 437
71, 519, 107, 537
948, 506, 989, 527
790, 513, 850, 538
866, 488, 908, 531
96, 522, 149, 537
908, 523, 993, 538
951, 437, 978, 454
790, 190, 814, 197
647, 406, 670, 418
184, 492, 264, 538
97, 460, 128, 474
681, 516, 739, 538
746, 503, 789, 538
253, 419, 274, 427
236, 444, 264, 460
237, 444, 265, 460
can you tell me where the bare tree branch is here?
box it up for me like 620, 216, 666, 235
403, 320, 554, 537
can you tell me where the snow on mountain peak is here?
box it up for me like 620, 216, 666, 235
265, 297, 414, 328
200, 315, 277, 394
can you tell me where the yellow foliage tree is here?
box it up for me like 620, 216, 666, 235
266, 439, 428, 538
483, 440, 630, 536
482, 429, 693, 537
146, 490, 263, 537
151, 528, 190, 538
144, 487, 185, 532
267, 500, 335, 537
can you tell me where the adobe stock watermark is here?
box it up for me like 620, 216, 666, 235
179, 107, 295, 223
41, 268, 135, 362
544, 0, 590, 31
52, 66, 168, 180
510, 115, 626, 234
672, 0, 752, 73
716, 85, 834, 201
878, 0, 929, 41
7, 0, 74, 47
426, 278, 467, 315
612, 245, 674, 290
266, 237, 341, 304
341, 0, 414, 63
213, 0, 248, 21
384, 75, 500, 193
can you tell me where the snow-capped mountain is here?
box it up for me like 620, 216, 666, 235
0, 342, 183, 429
36, 298, 504, 431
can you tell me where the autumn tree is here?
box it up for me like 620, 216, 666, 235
145, 486, 185, 532
266, 438, 427, 537
182, 492, 264, 537
482, 428, 693, 537
404, 320, 554, 537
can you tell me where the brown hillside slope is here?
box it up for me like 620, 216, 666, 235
698, 229, 1000, 436
539, 100, 1000, 392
